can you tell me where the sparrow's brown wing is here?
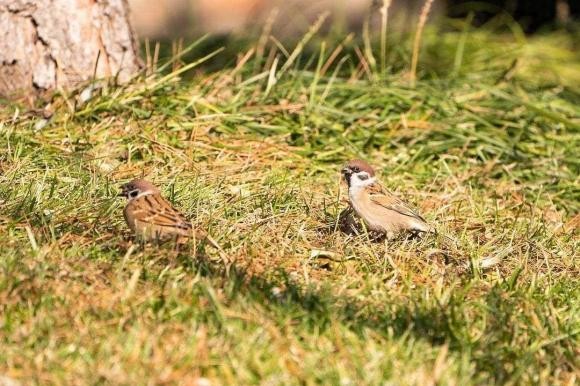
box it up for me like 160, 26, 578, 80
131, 194, 192, 234
367, 183, 427, 223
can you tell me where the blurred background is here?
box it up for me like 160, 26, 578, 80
128, 0, 578, 39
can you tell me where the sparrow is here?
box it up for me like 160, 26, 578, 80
341, 159, 433, 239
119, 179, 210, 244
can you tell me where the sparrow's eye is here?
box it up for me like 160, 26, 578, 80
352, 167, 360, 173
129, 190, 139, 198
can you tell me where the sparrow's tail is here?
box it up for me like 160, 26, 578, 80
192, 230, 226, 254
205, 234, 224, 253
426, 228, 503, 271
420, 225, 459, 247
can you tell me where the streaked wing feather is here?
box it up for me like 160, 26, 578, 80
367, 183, 426, 222
132, 195, 192, 230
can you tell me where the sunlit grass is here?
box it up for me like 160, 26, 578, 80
0, 19, 579, 385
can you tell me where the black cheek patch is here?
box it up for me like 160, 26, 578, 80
129, 190, 139, 198
358, 174, 369, 181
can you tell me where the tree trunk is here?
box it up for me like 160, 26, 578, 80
0, 0, 141, 100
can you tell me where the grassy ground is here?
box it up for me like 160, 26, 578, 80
0, 18, 579, 386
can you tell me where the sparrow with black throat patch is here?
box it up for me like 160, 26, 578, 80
119, 179, 219, 248
341, 159, 434, 239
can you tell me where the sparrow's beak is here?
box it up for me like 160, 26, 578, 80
118, 186, 128, 197
341, 167, 352, 177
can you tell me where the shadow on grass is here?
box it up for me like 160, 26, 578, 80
4, 208, 573, 385
173, 244, 575, 384
194, 259, 449, 339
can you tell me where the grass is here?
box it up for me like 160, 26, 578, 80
0, 14, 579, 386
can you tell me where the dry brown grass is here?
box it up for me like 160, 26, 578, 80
0, 22, 579, 386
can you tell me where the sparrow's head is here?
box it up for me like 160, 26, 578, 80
119, 179, 160, 200
342, 159, 376, 187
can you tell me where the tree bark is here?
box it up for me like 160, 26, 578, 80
0, 0, 141, 100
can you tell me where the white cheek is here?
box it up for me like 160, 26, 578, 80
136, 190, 154, 198
128, 190, 154, 201
350, 176, 375, 188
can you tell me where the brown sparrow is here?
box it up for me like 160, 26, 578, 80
341, 159, 433, 239
119, 179, 208, 244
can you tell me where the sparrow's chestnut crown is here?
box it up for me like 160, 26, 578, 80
342, 159, 377, 187
119, 179, 160, 199
342, 159, 375, 177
